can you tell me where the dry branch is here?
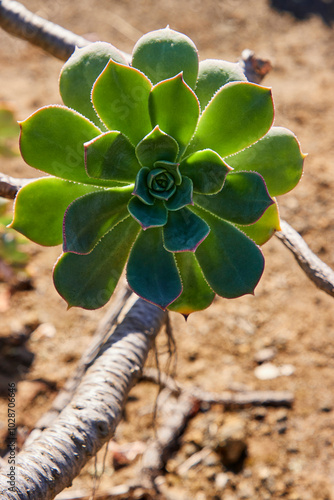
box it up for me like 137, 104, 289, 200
24, 285, 133, 447
0, 296, 167, 499
276, 220, 334, 297
0, 0, 90, 60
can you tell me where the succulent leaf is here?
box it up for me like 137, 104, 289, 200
164, 176, 193, 211
19, 106, 119, 186
54, 216, 140, 310
132, 27, 199, 89
127, 227, 182, 309
84, 131, 140, 182
192, 207, 265, 298
128, 196, 167, 229
133, 167, 155, 205
92, 60, 152, 145
135, 126, 179, 166
59, 42, 127, 127
63, 186, 133, 254
168, 252, 215, 315
195, 59, 247, 110
187, 82, 274, 158
163, 207, 210, 252
154, 161, 182, 186
226, 127, 304, 196
9, 178, 102, 246
180, 149, 231, 194
237, 200, 281, 245
149, 74, 200, 157
194, 171, 274, 225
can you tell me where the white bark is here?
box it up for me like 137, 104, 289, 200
0, 297, 166, 499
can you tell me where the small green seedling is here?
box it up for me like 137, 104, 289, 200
10, 28, 304, 315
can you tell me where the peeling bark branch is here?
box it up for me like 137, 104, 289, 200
24, 285, 133, 447
276, 220, 334, 297
0, 296, 167, 500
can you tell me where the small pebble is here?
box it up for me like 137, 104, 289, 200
215, 472, 230, 490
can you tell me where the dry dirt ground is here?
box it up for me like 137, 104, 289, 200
1, 1, 334, 499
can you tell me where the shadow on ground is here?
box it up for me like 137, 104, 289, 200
270, 0, 334, 25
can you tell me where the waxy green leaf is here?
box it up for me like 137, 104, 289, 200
193, 207, 264, 298
133, 167, 154, 205
85, 131, 140, 182
63, 186, 133, 254
19, 106, 117, 186
92, 60, 152, 145
237, 200, 281, 245
135, 126, 179, 167
154, 161, 182, 186
127, 227, 182, 309
194, 171, 274, 225
163, 208, 209, 252
165, 176, 193, 211
180, 149, 231, 194
132, 27, 199, 89
226, 127, 305, 196
10, 178, 101, 246
54, 216, 140, 310
149, 74, 200, 157
168, 252, 215, 315
195, 59, 247, 110
188, 82, 274, 158
128, 196, 167, 229
59, 42, 127, 127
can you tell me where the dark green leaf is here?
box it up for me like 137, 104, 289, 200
180, 149, 231, 194
192, 206, 264, 298
85, 131, 140, 182
63, 186, 133, 254
9, 178, 101, 246
163, 208, 209, 252
54, 216, 140, 309
127, 227, 182, 309
165, 176, 193, 211
237, 200, 281, 245
168, 252, 215, 315
133, 167, 154, 205
128, 196, 167, 229
194, 171, 274, 225
154, 161, 182, 186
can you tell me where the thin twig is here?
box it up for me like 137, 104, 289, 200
276, 219, 334, 297
142, 368, 294, 408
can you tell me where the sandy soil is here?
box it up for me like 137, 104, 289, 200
1, 1, 334, 498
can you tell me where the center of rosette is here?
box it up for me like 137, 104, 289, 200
146, 168, 177, 200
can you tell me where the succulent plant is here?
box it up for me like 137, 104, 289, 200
10, 28, 304, 315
